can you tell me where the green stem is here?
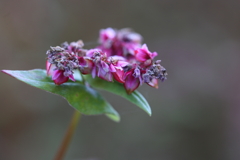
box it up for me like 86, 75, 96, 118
78, 70, 86, 84
54, 110, 81, 160
78, 70, 90, 87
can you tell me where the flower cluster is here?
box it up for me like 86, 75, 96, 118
46, 28, 167, 94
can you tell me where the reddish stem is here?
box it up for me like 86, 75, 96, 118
54, 110, 81, 160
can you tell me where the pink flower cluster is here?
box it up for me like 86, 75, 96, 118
46, 28, 167, 94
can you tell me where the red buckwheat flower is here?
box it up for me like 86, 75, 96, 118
135, 44, 158, 67
124, 66, 143, 94
109, 56, 129, 83
46, 43, 83, 85
45, 28, 167, 93
85, 49, 113, 82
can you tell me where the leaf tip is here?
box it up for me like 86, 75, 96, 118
148, 110, 152, 116
1, 70, 7, 74
106, 113, 121, 122
146, 107, 152, 116
1, 70, 12, 76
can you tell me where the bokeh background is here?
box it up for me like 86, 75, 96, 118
0, 0, 239, 160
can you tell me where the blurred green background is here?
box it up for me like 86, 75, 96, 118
0, 0, 239, 160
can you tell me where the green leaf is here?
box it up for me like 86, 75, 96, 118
2, 69, 120, 122
84, 75, 152, 116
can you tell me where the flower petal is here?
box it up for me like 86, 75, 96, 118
86, 49, 101, 58
135, 48, 150, 62
124, 72, 140, 94
117, 60, 129, 67
112, 68, 125, 83
80, 59, 94, 75
101, 61, 109, 72
91, 66, 97, 78
151, 52, 158, 59
141, 44, 149, 51
78, 57, 87, 66
46, 61, 55, 76
98, 69, 113, 82
147, 78, 159, 89
135, 44, 158, 63
69, 74, 75, 81
109, 64, 116, 72
52, 70, 69, 85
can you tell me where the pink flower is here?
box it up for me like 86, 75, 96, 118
78, 57, 94, 75
99, 28, 116, 49
45, 30, 167, 94
117, 28, 142, 56
61, 40, 87, 57
52, 70, 74, 85
98, 28, 142, 57
96, 60, 113, 82
109, 56, 129, 83
46, 62, 75, 85
117, 28, 142, 44
134, 44, 158, 67
124, 67, 143, 94
86, 49, 113, 82
46, 46, 78, 85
